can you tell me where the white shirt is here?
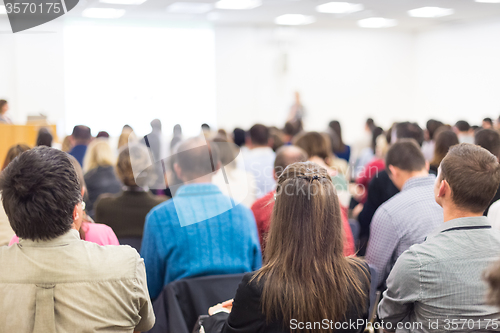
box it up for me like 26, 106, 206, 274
212, 166, 257, 208
488, 199, 500, 229
241, 147, 276, 199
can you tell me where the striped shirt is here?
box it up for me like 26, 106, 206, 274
366, 175, 443, 289
379, 216, 500, 332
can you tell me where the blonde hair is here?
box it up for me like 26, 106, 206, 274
118, 128, 137, 150
83, 138, 116, 173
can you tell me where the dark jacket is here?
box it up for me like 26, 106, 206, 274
84, 166, 122, 216
204, 263, 371, 333
95, 190, 167, 238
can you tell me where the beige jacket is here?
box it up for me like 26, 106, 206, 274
0, 195, 15, 246
0, 229, 155, 332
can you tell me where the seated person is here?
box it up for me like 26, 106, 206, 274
95, 145, 167, 240
251, 145, 355, 256
379, 143, 500, 332
206, 162, 370, 333
83, 138, 122, 216
0, 147, 154, 332
365, 139, 442, 289
475, 128, 500, 215
0, 144, 30, 246
141, 137, 262, 300
10, 155, 119, 246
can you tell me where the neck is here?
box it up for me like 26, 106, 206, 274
401, 170, 429, 187
183, 174, 213, 185
250, 144, 268, 150
442, 204, 483, 223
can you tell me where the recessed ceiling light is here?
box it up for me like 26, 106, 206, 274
0, 5, 6, 14
316, 2, 364, 14
215, 0, 261, 10
408, 7, 454, 18
475, 0, 500, 2
82, 8, 126, 18
275, 14, 316, 25
167, 2, 213, 14
99, 0, 146, 5
357, 17, 397, 28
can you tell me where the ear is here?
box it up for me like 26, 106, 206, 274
174, 163, 183, 180
81, 187, 85, 197
245, 137, 252, 148
72, 204, 80, 221
268, 137, 274, 148
425, 160, 430, 172
388, 165, 398, 178
438, 179, 448, 198
214, 161, 221, 172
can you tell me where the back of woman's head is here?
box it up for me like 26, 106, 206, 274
432, 129, 459, 166
83, 138, 115, 173
116, 144, 155, 188
2, 144, 30, 171
293, 132, 331, 162
36, 128, 53, 147
257, 161, 368, 332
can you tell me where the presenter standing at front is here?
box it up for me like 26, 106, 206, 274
0, 100, 12, 124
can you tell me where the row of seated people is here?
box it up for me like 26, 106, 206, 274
2, 134, 500, 332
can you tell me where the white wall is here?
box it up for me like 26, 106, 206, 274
2, 18, 500, 142
214, 27, 416, 143
414, 19, 500, 127
0, 20, 66, 136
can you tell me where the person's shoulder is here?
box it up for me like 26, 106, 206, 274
146, 198, 176, 223
80, 241, 142, 279
251, 191, 274, 211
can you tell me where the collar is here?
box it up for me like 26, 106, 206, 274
402, 174, 436, 192
438, 216, 490, 233
175, 183, 222, 197
18, 229, 80, 247
248, 147, 274, 154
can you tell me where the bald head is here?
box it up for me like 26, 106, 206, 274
274, 145, 308, 179
174, 137, 220, 183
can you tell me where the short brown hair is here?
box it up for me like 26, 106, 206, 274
248, 124, 270, 146
386, 139, 426, 173
439, 143, 500, 213
475, 129, 500, 159
116, 144, 155, 187
174, 137, 220, 180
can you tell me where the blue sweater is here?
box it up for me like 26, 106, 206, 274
141, 183, 262, 299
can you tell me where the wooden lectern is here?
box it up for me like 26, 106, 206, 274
0, 124, 58, 167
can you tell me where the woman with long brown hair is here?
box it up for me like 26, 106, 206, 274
207, 162, 370, 333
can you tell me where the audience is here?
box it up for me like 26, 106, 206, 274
251, 145, 355, 256
329, 120, 351, 162
0, 147, 154, 331
10, 154, 119, 246
353, 126, 384, 177
421, 119, 444, 162
61, 135, 73, 152
141, 137, 261, 300
483, 117, 494, 129
69, 125, 92, 166
206, 162, 370, 333
429, 129, 459, 174
475, 129, 500, 217
356, 122, 424, 253
0, 99, 12, 124
232, 128, 246, 148
170, 124, 183, 151
242, 124, 276, 199
94, 145, 167, 241
365, 139, 443, 289
212, 136, 257, 207
36, 127, 53, 147
83, 138, 122, 216
0, 144, 30, 246
96, 131, 110, 138
118, 124, 136, 149
454, 120, 474, 144
379, 143, 500, 331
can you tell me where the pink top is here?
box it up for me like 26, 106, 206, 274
9, 223, 119, 246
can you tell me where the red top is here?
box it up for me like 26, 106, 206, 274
251, 190, 356, 256
355, 158, 386, 204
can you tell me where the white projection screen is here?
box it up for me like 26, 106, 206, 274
64, 21, 217, 138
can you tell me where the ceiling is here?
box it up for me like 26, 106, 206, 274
4, 0, 500, 31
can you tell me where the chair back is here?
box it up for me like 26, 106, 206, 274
118, 237, 142, 252
146, 273, 246, 333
